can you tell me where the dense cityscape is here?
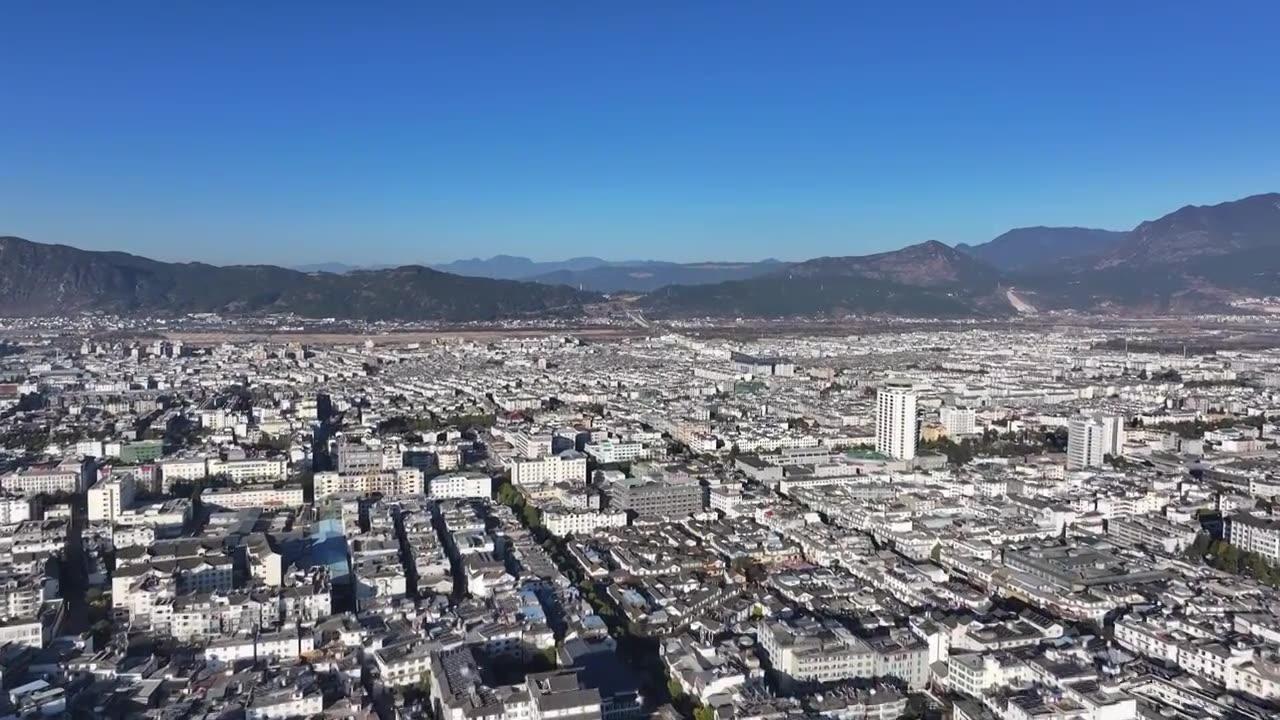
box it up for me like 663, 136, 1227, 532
5, 5, 1280, 720
2, 316, 1280, 720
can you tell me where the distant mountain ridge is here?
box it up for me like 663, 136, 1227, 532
6, 191, 1280, 320
642, 192, 1280, 317
0, 237, 594, 321
641, 241, 1012, 318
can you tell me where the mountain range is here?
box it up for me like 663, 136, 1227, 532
3, 191, 1279, 321
0, 238, 592, 321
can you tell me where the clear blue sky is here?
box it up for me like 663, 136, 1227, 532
2, 2, 1278, 266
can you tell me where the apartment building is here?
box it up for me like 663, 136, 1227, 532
940, 405, 978, 438
1227, 513, 1280, 565
427, 472, 491, 500
314, 468, 423, 499
0, 459, 88, 495
207, 457, 289, 483
584, 440, 650, 465
88, 473, 136, 523
0, 492, 33, 525
608, 476, 703, 519
758, 617, 929, 689
201, 484, 306, 510
876, 381, 918, 461
511, 430, 555, 459
543, 507, 628, 537
511, 451, 588, 487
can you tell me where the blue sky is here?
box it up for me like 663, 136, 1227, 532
2, 2, 1278, 265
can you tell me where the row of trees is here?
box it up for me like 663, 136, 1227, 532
496, 481, 543, 533
376, 412, 497, 438
921, 426, 1069, 466
1185, 534, 1280, 589
1151, 413, 1265, 440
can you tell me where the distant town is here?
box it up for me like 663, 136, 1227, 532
1, 313, 1279, 720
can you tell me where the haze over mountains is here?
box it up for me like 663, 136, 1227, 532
3, 192, 1279, 321
296, 256, 786, 293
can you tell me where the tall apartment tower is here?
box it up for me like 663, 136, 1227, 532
1067, 414, 1123, 469
876, 380, 919, 460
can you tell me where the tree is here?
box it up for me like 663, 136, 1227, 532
666, 678, 685, 703
497, 483, 522, 509
694, 705, 716, 720
731, 557, 767, 584
522, 503, 542, 530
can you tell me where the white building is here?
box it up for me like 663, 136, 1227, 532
1067, 414, 1123, 470
246, 686, 324, 720
542, 507, 628, 537
1227, 513, 1280, 565
511, 451, 587, 487
940, 406, 978, 438
876, 381, 919, 460
0, 459, 86, 495
207, 457, 289, 483
0, 618, 44, 649
314, 468, 423, 499
201, 484, 306, 510
511, 430, 554, 459
584, 440, 649, 465
758, 617, 928, 690
159, 457, 210, 489
428, 472, 492, 500
0, 493, 33, 525
88, 473, 136, 523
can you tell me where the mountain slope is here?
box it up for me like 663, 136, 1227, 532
641, 241, 1012, 318
1101, 192, 1280, 268
530, 260, 784, 292
1007, 193, 1280, 312
0, 237, 594, 321
956, 227, 1126, 270
788, 240, 1003, 288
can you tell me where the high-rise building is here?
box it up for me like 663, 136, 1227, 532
876, 380, 918, 460
1067, 414, 1123, 469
